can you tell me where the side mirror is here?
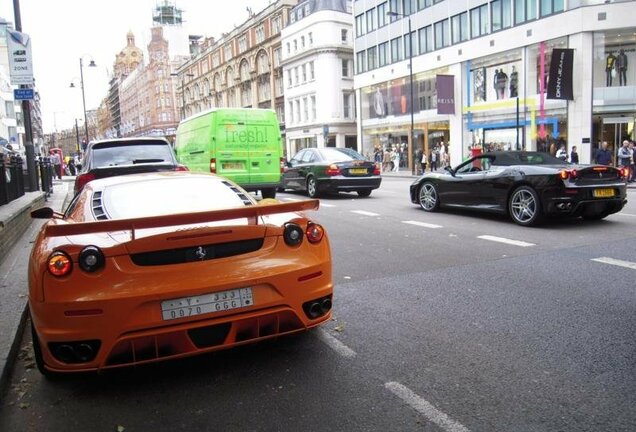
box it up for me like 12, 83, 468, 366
31, 207, 54, 219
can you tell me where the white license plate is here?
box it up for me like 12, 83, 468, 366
161, 287, 253, 321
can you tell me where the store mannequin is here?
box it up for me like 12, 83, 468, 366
494, 69, 508, 99
509, 66, 518, 97
617, 49, 628, 86
493, 69, 499, 99
606, 51, 617, 87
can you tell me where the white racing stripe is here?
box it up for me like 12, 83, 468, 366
351, 210, 380, 217
385, 382, 471, 432
402, 220, 443, 229
591, 257, 636, 270
316, 328, 356, 358
477, 235, 535, 247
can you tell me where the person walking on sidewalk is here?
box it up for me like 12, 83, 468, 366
594, 141, 612, 166
49, 151, 62, 179
570, 145, 579, 164
617, 140, 631, 175
382, 147, 392, 172
420, 150, 427, 174
430, 148, 438, 171
392, 147, 400, 172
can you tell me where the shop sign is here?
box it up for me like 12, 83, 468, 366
547, 49, 574, 100
436, 75, 455, 115
7, 30, 34, 86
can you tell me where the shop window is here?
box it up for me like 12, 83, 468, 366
514, 0, 537, 25
470, 5, 489, 39
491, 0, 512, 32
451, 12, 469, 44
592, 29, 636, 90
418, 25, 432, 54
391, 37, 403, 63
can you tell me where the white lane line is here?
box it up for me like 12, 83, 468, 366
316, 328, 356, 358
402, 220, 443, 229
477, 235, 535, 247
591, 257, 636, 270
351, 210, 380, 217
320, 203, 335, 207
613, 212, 636, 217
280, 197, 300, 201
385, 382, 470, 432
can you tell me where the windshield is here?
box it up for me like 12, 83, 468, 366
92, 143, 175, 168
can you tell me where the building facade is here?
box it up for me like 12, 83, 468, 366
281, 0, 356, 157
354, 0, 636, 170
174, 0, 296, 146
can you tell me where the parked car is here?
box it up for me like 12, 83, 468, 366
409, 151, 628, 226
74, 137, 185, 194
29, 172, 332, 376
282, 147, 382, 198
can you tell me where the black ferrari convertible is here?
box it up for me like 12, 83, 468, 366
409, 151, 628, 226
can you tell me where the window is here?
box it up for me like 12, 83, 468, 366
309, 61, 315, 80
303, 97, 308, 121
256, 25, 265, 44
378, 42, 388, 66
404, 32, 415, 58
540, 0, 564, 17
272, 15, 282, 34
302, 64, 307, 82
224, 43, 233, 61
451, 12, 468, 44
470, 5, 489, 38
434, 19, 449, 49
356, 51, 366, 73
515, 0, 537, 24
389, 0, 400, 22
418, 25, 432, 54
367, 46, 377, 70
417, 0, 432, 9
310, 95, 316, 120
286, 42, 291, 54
377, 2, 387, 27
341, 29, 348, 44
342, 59, 350, 77
301, 36, 305, 48
391, 37, 402, 63
294, 67, 299, 84
274, 48, 281, 67
288, 101, 294, 124
212, 51, 220, 68
238, 35, 248, 53
343, 92, 352, 118
294, 39, 298, 52
309, 32, 313, 45
294, 100, 300, 123
366, 9, 376, 32
402, 0, 414, 15
355, 14, 365, 37
490, 0, 512, 32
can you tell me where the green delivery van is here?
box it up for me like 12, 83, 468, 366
175, 108, 283, 198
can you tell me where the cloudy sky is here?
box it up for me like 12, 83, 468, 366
0, 0, 272, 133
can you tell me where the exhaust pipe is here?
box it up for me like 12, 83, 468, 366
308, 302, 322, 318
56, 344, 75, 363
320, 298, 332, 314
75, 343, 95, 362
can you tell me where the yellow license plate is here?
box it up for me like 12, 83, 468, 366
222, 162, 245, 170
349, 168, 367, 174
593, 188, 615, 198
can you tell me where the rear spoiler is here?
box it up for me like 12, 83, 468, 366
44, 200, 319, 238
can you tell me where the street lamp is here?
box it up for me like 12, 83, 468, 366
171, 72, 195, 120
387, 10, 415, 174
70, 55, 96, 150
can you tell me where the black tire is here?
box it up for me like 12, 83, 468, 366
508, 185, 543, 226
261, 188, 276, 199
31, 321, 60, 380
417, 182, 440, 212
357, 190, 372, 197
306, 176, 319, 198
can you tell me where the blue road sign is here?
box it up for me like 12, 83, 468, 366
14, 88, 34, 100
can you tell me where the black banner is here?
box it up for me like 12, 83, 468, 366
547, 48, 574, 100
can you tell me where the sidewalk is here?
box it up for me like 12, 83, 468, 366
0, 177, 73, 395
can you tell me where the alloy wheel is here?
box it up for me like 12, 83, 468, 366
418, 183, 438, 211
307, 177, 317, 198
510, 189, 537, 224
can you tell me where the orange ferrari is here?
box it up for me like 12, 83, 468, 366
28, 172, 332, 376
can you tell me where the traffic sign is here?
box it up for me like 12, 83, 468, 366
14, 88, 34, 100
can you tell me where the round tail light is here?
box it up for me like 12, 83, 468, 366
283, 223, 304, 246
78, 246, 105, 273
306, 223, 325, 244
48, 251, 73, 277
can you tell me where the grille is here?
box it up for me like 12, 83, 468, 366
130, 238, 264, 266
91, 191, 109, 220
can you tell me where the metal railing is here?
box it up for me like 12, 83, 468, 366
0, 155, 55, 206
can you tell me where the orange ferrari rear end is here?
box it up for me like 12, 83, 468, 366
28, 172, 332, 375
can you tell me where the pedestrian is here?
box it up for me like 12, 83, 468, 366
594, 141, 612, 166
430, 148, 438, 171
617, 140, 631, 171
420, 150, 427, 174
629, 141, 635, 182
570, 145, 579, 164
392, 147, 400, 172
49, 151, 62, 179
382, 147, 392, 172
556, 144, 568, 161
414, 149, 423, 175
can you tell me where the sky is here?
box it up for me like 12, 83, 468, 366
0, 0, 272, 133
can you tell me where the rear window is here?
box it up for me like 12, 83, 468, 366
102, 176, 254, 220
91, 142, 175, 168
317, 148, 366, 162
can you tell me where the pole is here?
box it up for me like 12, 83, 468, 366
13, 0, 38, 191
516, 97, 520, 150
408, 17, 415, 175
79, 58, 89, 145
75, 119, 81, 154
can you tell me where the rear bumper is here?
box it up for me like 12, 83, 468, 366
317, 176, 382, 193
544, 184, 627, 216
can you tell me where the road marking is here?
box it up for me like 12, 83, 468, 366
351, 210, 379, 217
280, 197, 300, 201
591, 257, 636, 270
613, 212, 636, 217
320, 203, 335, 207
477, 235, 535, 247
402, 220, 443, 229
384, 382, 470, 432
316, 328, 356, 358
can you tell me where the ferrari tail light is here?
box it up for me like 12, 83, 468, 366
559, 170, 578, 180
75, 172, 96, 193
78, 246, 105, 273
306, 223, 325, 244
48, 251, 73, 277
619, 167, 629, 178
283, 223, 304, 246
210, 158, 217, 173
175, 164, 189, 171
373, 164, 381, 176
325, 164, 341, 176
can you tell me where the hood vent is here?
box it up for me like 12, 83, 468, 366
91, 191, 109, 220
222, 180, 253, 206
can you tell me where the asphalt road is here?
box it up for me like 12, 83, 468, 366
1, 177, 635, 432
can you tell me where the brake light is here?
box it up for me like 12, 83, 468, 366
305, 223, 325, 244
74, 172, 96, 193
559, 169, 578, 180
48, 251, 73, 277
559, 170, 569, 180
175, 164, 189, 171
325, 164, 341, 176
619, 167, 629, 178
592, 167, 608, 172
373, 164, 381, 176
210, 158, 216, 173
